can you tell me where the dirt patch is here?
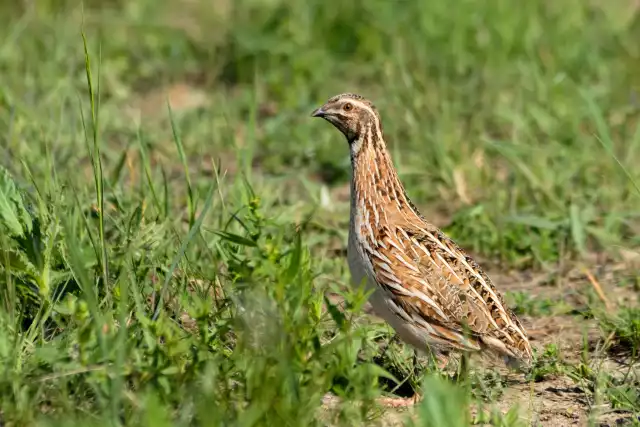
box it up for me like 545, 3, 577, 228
482, 267, 638, 426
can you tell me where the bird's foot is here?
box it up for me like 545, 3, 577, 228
436, 354, 449, 370
377, 393, 422, 408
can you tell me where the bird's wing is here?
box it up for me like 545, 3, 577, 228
364, 218, 532, 360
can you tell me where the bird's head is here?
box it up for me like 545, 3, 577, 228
311, 93, 382, 144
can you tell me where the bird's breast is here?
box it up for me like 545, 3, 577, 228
347, 223, 369, 290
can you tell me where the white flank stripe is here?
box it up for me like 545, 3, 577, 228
434, 252, 464, 285
393, 253, 420, 273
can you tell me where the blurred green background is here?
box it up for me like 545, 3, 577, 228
4, 0, 640, 263
1, 0, 639, 425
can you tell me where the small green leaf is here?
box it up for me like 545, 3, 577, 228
210, 229, 257, 247
323, 295, 345, 329
283, 230, 302, 283
411, 374, 471, 427
360, 363, 400, 384
503, 215, 559, 230
0, 166, 32, 238
161, 366, 180, 375
570, 203, 587, 254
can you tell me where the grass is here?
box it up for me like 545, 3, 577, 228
1, 0, 640, 425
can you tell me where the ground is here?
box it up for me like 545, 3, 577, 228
1, 1, 640, 426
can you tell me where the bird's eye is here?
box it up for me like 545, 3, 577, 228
343, 103, 353, 112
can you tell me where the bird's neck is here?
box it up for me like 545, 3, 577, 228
349, 124, 415, 218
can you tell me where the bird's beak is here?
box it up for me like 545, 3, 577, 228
311, 106, 326, 118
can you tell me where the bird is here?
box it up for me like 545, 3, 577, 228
311, 93, 533, 407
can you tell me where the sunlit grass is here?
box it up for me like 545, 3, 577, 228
1, 0, 640, 425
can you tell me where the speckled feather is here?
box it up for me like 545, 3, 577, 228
313, 93, 533, 367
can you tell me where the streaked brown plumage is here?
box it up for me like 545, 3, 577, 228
311, 93, 533, 385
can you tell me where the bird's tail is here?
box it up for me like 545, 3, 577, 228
479, 335, 533, 372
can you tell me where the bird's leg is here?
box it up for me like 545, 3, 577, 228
377, 351, 453, 408
377, 393, 422, 408
435, 352, 449, 370
456, 352, 470, 385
